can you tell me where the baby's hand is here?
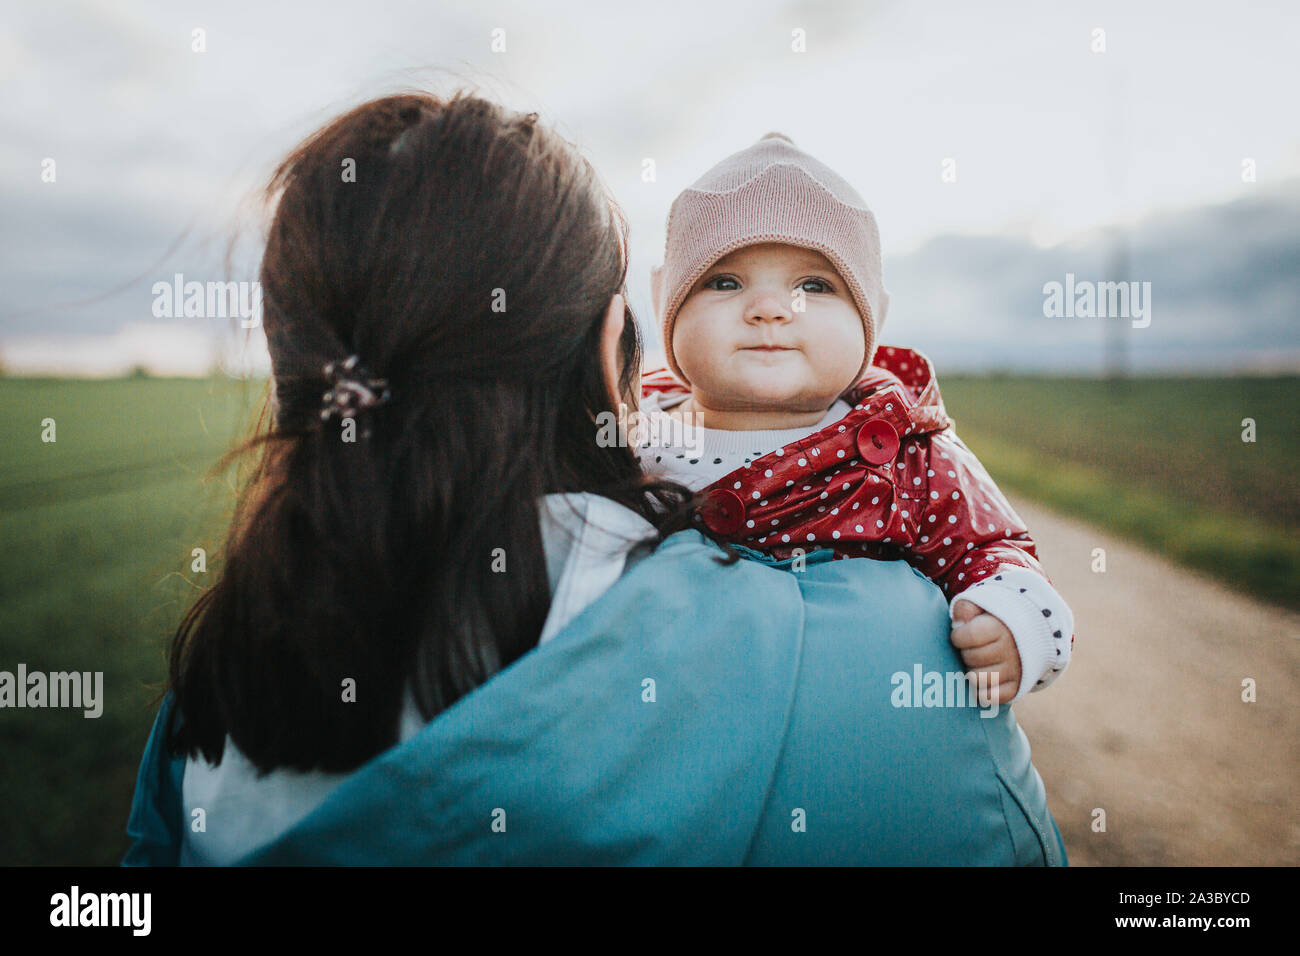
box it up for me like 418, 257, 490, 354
949, 600, 1021, 706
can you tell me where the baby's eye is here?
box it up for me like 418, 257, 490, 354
703, 275, 740, 292
798, 277, 834, 294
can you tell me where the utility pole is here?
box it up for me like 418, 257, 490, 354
1103, 60, 1131, 389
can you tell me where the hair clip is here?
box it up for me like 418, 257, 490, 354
320, 355, 391, 429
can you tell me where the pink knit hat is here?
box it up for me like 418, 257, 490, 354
651, 132, 889, 385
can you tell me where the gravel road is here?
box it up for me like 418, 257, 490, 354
1008, 496, 1300, 866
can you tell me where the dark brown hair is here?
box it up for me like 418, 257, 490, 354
165, 91, 701, 774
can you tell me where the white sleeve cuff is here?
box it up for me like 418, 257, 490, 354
949, 566, 1074, 703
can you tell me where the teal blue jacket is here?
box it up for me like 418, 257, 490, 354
124, 530, 1067, 865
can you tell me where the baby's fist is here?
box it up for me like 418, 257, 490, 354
949, 600, 1021, 705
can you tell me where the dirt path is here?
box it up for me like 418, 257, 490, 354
1006, 496, 1300, 866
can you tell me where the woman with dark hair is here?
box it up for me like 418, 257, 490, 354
124, 90, 1067, 866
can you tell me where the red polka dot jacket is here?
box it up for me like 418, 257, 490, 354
642, 345, 1076, 698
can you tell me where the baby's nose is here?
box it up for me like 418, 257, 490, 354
745, 290, 793, 322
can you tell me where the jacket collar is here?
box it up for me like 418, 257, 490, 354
844, 345, 950, 436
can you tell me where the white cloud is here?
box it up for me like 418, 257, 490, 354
2, 0, 1297, 372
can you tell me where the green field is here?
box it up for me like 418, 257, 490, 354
0, 374, 1296, 865
0, 376, 265, 865
941, 375, 1299, 613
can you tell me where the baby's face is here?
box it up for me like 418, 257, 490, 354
672, 243, 865, 414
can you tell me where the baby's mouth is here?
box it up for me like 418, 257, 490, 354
743, 345, 796, 352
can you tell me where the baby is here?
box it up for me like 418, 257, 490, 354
639, 133, 1074, 705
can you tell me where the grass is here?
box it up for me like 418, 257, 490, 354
0, 376, 265, 865
940, 375, 1299, 611
0, 373, 1295, 864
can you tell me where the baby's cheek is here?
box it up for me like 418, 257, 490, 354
672, 320, 721, 379
805, 336, 865, 390
809, 307, 866, 370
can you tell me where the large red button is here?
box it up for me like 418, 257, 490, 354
699, 488, 746, 535
855, 419, 899, 465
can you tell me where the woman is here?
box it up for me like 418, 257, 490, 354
125, 90, 1066, 865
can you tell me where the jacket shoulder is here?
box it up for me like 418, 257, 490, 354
743, 554, 1066, 865
247, 532, 809, 865
845, 345, 950, 435
122, 693, 187, 866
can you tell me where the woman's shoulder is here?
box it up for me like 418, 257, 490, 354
602, 543, 1065, 865
239, 529, 811, 863
245, 538, 998, 864
126, 530, 1063, 865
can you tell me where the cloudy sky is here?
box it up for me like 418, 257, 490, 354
1, 0, 1297, 374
